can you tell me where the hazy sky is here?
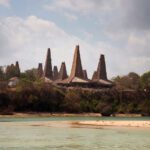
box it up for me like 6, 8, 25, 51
0, 0, 150, 78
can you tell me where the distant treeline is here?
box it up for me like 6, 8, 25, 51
0, 70, 150, 116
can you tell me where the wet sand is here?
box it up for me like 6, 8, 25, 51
1, 120, 150, 129
0, 112, 149, 128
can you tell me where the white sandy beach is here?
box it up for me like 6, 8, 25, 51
74, 120, 150, 128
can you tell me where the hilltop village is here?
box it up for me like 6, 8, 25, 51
2, 45, 113, 88
40, 45, 113, 88
0, 45, 149, 116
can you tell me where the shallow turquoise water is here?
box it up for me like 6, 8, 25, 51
0, 117, 150, 150
0, 116, 150, 122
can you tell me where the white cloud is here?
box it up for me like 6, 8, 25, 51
0, 16, 100, 78
44, 0, 119, 15
0, 0, 10, 7
128, 57, 150, 73
126, 32, 150, 57
0, 15, 149, 79
64, 12, 78, 21
44, 0, 94, 14
130, 57, 150, 67
42, 0, 150, 77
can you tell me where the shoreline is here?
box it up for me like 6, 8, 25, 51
0, 112, 101, 118
1, 120, 150, 128
0, 112, 144, 118
0, 112, 149, 128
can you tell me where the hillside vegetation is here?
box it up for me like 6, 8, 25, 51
0, 71, 150, 116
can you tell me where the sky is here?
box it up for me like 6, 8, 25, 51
0, 0, 150, 79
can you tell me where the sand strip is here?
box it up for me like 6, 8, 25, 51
0, 113, 101, 118
1, 120, 150, 128
73, 121, 150, 128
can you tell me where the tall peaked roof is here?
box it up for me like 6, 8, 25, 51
44, 48, 53, 80
91, 54, 113, 87
53, 66, 59, 80
83, 70, 88, 80
37, 63, 43, 78
69, 45, 84, 80
10, 64, 15, 68
59, 62, 68, 80
93, 54, 107, 81
97, 54, 107, 80
15, 61, 20, 77
92, 71, 98, 80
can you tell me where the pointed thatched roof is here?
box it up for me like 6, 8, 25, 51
37, 63, 43, 78
53, 66, 59, 80
44, 48, 53, 80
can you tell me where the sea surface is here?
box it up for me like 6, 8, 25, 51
0, 116, 150, 150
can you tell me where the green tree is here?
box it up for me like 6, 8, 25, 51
63, 90, 81, 113
0, 67, 4, 80
5, 65, 18, 79
141, 71, 150, 88
112, 72, 140, 90
140, 99, 150, 116
96, 102, 113, 116
0, 93, 11, 109
20, 68, 38, 81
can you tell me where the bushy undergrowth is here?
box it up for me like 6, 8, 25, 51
0, 81, 149, 116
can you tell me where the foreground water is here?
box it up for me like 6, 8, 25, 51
0, 117, 150, 150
